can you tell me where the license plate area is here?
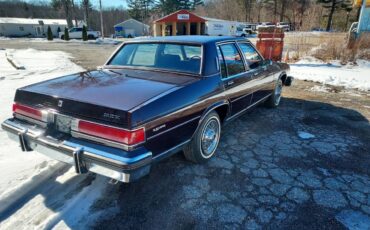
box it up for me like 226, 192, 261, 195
55, 114, 72, 134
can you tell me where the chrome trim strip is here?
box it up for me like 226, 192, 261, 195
147, 115, 201, 140
230, 92, 252, 103
104, 42, 204, 76
71, 131, 142, 151
14, 113, 47, 128
152, 139, 191, 161
226, 93, 272, 121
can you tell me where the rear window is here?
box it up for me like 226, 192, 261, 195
109, 43, 202, 74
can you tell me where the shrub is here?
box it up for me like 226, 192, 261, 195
64, 27, 70, 41
82, 25, 88, 41
47, 26, 53, 41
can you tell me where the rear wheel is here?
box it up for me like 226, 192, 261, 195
184, 111, 221, 163
265, 79, 283, 108
61, 35, 64, 40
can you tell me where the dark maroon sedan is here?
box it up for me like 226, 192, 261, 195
2, 36, 292, 182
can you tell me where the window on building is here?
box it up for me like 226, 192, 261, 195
19, 26, 24, 31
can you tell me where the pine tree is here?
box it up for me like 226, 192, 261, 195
192, 0, 204, 9
127, 0, 155, 20
179, 0, 191, 9
47, 26, 53, 41
82, 25, 88, 41
64, 27, 70, 40
317, 0, 353, 31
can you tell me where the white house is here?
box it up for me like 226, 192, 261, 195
0, 17, 67, 37
114, 19, 149, 38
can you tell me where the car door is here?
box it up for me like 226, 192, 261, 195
217, 42, 254, 117
238, 42, 274, 104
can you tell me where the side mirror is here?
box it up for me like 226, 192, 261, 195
263, 59, 273, 66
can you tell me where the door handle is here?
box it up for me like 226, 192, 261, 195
253, 72, 259, 76
227, 80, 234, 86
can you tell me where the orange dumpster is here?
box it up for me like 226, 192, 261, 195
256, 27, 284, 62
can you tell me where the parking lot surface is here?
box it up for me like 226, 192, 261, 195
91, 80, 370, 229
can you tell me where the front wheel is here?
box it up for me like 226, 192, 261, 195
265, 79, 283, 108
184, 111, 221, 163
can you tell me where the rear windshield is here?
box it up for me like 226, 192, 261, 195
108, 43, 202, 74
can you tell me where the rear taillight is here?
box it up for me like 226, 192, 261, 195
13, 103, 48, 122
73, 119, 145, 146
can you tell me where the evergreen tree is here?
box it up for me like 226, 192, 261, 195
64, 27, 70, 40
192, 0, 204, 9
47, 26, 53, 40
179, 0, 192, 9
82, 25, 88, 41
127, 0, 155, 20
317, 0, 352, 31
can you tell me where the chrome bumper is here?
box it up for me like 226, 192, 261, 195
1, 118, 152, 183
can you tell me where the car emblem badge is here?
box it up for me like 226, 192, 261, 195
58, 100, 63, 107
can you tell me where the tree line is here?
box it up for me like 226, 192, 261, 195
0, 0, 359, 35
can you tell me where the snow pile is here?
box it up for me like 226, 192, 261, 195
298, 131, 315, 139
26, 37, 121, 45
290, 56, 370, 91
0, 49, 112, 229
94, 38, 121, 45
0, 49, 84, 195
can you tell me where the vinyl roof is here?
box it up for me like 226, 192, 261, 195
126, 35, 250, 44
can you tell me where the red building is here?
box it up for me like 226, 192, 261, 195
153, 10, 206, 36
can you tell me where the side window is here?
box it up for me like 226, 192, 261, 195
76, 28, 83, 32
238, 43, 262, 69
219, 43, 245, 77
216, 46, 227, 78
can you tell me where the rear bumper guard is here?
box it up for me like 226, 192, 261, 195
1, 118, 152, 183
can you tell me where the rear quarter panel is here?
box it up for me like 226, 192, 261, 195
132, 75, 226, 156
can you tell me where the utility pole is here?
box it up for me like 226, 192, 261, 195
99, 0, 104, 38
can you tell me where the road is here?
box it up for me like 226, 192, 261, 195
0, 39, 369, 229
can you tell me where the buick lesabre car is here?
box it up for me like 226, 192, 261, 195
2, 36, 292, 183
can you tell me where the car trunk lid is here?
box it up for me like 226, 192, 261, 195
15, 69, 199, 128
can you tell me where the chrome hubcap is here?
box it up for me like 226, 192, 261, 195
201, 118, 220, 158
274, 81, 283, 105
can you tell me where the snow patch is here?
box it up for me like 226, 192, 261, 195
290, 57, 370, 91
309, 85, 330, 93
298, 131, 315, 139
0, 49, 84, 195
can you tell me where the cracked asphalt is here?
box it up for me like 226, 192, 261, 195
92, 81, 370, 229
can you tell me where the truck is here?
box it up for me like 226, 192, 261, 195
59, 27, 101, 40
203, 17, 247, 36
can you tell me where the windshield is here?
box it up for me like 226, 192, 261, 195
108, 43, 202, 74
